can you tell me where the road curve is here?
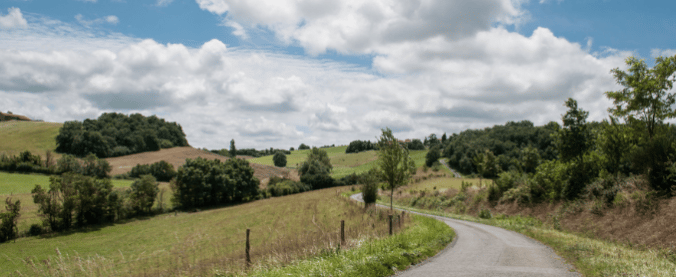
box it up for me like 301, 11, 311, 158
351, 193, 580, 277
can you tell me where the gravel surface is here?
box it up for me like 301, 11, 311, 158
351, 193, 580, 277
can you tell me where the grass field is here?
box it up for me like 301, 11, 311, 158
249, 146, 429, 179
0, 187, 401, 276
405, 175, 490, 193
0, 121, 62, 158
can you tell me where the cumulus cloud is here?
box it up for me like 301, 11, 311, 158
0, 7, 28, 29
1, 4, 632, 149
196, 0, 526, 55
156, 0, 174, 7
651, 48, 676, 58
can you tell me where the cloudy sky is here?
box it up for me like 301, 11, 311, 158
1, 0, 675, 150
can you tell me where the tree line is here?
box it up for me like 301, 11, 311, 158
56, 113, 188, 158
1, 150, 111, 178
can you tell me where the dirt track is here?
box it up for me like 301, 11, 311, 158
105, 147, 298, 181
351, 193, 580, 277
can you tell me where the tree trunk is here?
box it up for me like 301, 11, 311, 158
390, 187, 394, 212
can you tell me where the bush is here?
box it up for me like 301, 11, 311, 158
130, 175, 159, 214
129, 160, 176, 182
28, 224, 43, 236
425, 145, 441, 167
298, 143, 310, 150
0, 197, 21, 243
273, 152, 287, 167
266, 177, 310, 197
361, 171, 379, 206
478, 208, 492, 219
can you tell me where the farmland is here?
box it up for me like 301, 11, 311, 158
0, 187, 411, 276
0, 121, 62, 158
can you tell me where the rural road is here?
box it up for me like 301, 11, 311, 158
350, 193, 580, 277
439, 159, 461, 178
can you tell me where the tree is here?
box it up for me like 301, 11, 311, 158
298, 143, 310, 150
229, 139, 237, 157
299, 148, 333, 189
375, 128, 416, 211
130, 175, 159, 214
441, 133, 447, 143
0, 197, 20, 243
473, 149, 499, 187
557, 98, 590, 162
361, 169, 379, 207
273, 152, 287, 167
605, 55, 676, 140
425, 145, 441, 167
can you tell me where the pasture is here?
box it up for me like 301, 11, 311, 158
0, 187, 399, 276
0, 121, 62, 158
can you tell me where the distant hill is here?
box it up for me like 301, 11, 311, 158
105, 146, 299, 182
0, 121, 62, 157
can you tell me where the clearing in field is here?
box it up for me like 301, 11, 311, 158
0, 187, 400, 276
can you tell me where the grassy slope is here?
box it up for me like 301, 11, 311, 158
0, 187, 405, 276
250, 146, 428, 179
0, 121, 62, 157
379, 189, 676, 276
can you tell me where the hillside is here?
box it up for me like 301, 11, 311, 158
105, 146, 298, 181
0, 121, 62, 157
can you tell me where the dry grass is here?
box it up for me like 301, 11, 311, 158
0, 121, 62, 158
0, 187, 406, 276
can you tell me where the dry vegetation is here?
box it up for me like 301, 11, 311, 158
0, 187, 408, 276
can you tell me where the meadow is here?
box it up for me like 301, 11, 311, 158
0, 187, 408, 276
250, 146, 428, 179
0, 121, 62, 158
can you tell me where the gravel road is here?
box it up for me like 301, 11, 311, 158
351, 193, 580, 277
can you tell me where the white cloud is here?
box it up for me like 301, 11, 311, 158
195, 0, 526, 55
77, 0, 98, 3
651, 48, 676, 58
76, 14, 120, 27
0, 7, 28, 29
1, 6, 633, 149
222, 20, 247, 39
157, 0, 174, 7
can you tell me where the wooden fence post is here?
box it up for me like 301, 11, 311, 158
389, 215, 393, 236
246, 229, 251, 267
341, 220, 345, 246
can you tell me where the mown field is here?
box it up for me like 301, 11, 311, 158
250, 146, 428, 179
0, 121, 62, 157
0, 187, 404, 276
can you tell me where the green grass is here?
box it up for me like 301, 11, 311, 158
250, 215, 454, 277
406, 177, 488, 192
0, 172, 134, 194
250, 146, 429, 179
378, 199, 676, 277
0, 187, 402, 276
0, 121, 62, 157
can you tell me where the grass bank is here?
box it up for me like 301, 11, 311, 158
248, 215, 454, 277
377, 198, 676, 276
0, 121, 62, 157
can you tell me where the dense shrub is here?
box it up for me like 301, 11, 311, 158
345, 140, 377, 153
129, 160, 176, 182
425, 145, 441, 167
0, 197, 21, 243
299, 148, 334, 190
210, 148, 291, 158
298, 143, 311, 150
266, 177, 310, 197
0, 151, 110, 177
171, 157, 259, 210
273, 152, 287, 167
361, 171, 379, 206
406, 139, 425, 150
56, 113, 188, 158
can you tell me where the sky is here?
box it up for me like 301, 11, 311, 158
1, 0, 675, 150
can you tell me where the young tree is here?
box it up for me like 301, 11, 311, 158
606, 55, 676, 140
375, 128, 416, 211
229, 139, 237, 157
425, 145, 441, 167
130, 175, 159, 214
0, 197, 21, 243
299, 148, 333, 189
557, 98, 590, 162
273, 152, 287, 167
361, 169, 379, 207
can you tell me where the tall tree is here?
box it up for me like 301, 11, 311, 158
605, 55, 676, 140
376, 128, 416, 211
557, 98, 590, 162
229, 139, 237, 157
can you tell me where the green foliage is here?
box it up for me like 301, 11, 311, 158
0, 197, 21, 243
473, 149, 500, 178
129, 160, 176, 182
130, 175, 159, 214
82, 153, 111, 179
31, 173, 121, 231
298, 143, 310, 150
425, 145, 441, 167
597, 117, 635, 174
345, 140, 377, 153
563, 152, 602, 200
56, 154, 82, 174
531, 160, 568, 201
229, 139, 236, 157
630, 133, 676, 193
55, 113, 188, 158
265, 177, 310, 197
361, 170, 379, 206
171, 157, 259, 210
443, 120, 559, 175
478, 208, 492, 219
376, 128, 416, 210
272, 151, 287, 167
557, 98, 591, 162
406, 139, 425, 150
605, 55, 676, 139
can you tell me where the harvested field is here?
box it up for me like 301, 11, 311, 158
105, 147, 298, 181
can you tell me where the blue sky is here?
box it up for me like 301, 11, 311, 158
1, 0, 675, 149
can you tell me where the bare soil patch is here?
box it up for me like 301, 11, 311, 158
105, 147, 298, 181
